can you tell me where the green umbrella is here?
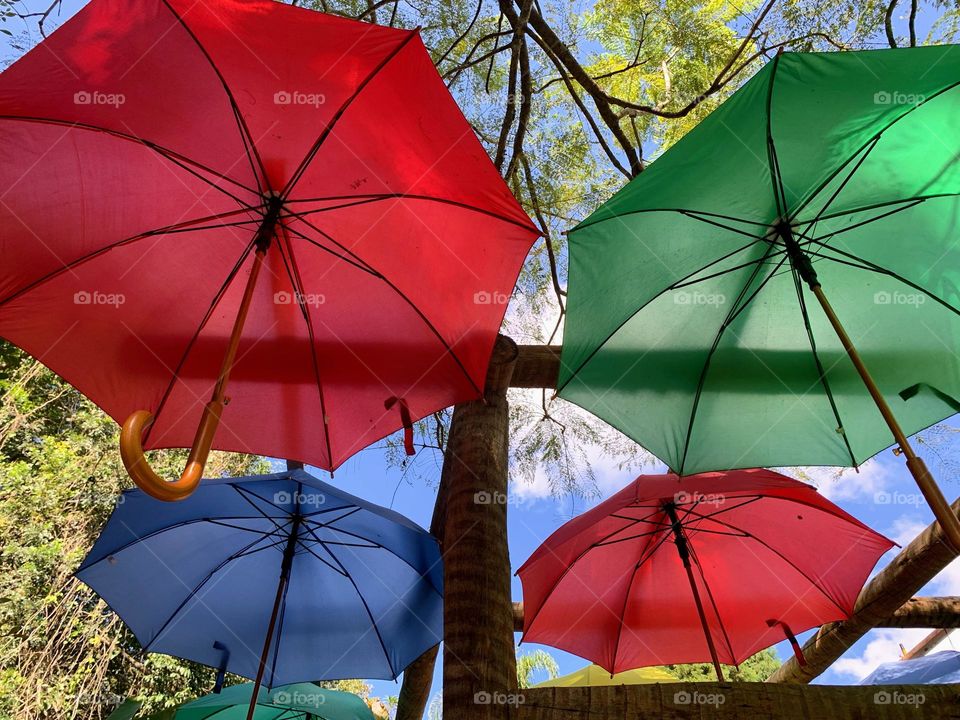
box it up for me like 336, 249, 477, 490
559, 45, 960, 547
171, 683, 375, 720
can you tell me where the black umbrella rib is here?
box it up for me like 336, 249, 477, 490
78, 516, 270, 569
289, 216, 483, 397
283, 193, 541, 235
808, 193, 960, 225
686, 511, 851, 617
794, 136, 882, 238
521, 511, 672, 639
684, 539, 737, 665
555, 235, 765, 394
302, 516, 442, 581
294, 534, 350, 576
143, 240, 258, 445
278, 219, 381, 277
789, 263, 857, 467
609, 508, 672, 671
803, 237, 960, 318
0, 115, 260, 202
231, 483, 296, 527
572, 207, 767, 234
676, 242, 784, 474
789, 80, 960, 223
275, 227, 335, 469
318, 540, 397, 679
0, 208, 261, 308
281, 31, 419, 198
797, 198, 924, 246
142, 525, 289, 650
764, 51, 788, 220
158, 0, 267, 193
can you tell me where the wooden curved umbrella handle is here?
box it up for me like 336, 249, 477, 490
120, 401, 222, 502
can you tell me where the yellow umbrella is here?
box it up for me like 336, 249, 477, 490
534, 664, 675, 687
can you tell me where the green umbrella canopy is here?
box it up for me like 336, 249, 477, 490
560, 45, 960, 476
172, 683, 375, 720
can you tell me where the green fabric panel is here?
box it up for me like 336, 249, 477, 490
560, 45, 960, 474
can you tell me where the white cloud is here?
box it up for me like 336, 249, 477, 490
832, 629, 931, 680
781, 461, 891, 503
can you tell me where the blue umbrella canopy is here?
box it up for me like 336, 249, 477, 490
860, 651, 960, 685
77, 470, 442, 686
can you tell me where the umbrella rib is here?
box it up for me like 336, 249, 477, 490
282, 193, 545, 235
281, 31, 420, 198
555, 235, 765, 394
230, 484, 295, 529
294, 534, 350, 577
0, 208, 261, 308
302, 516, 441, 581
573, 206, 767, 234
141, 524, 290, 651
788, 263, 857, 466
521, 511, 668, 636
802, 237, 960, 318
793, 136, 882, 237
676, 241, 784, 474
297, 528, 346, 577
274, 226, 335, 468
764, 51, 788, 219
0, 115, 261, 201
143, 240, 259, 444
279, 218, 381, 277
157, 0, 268, 192
289, 215, 483, 397
806, 192, 960, 225
685, 510, 853, 617
317, 539, 398, 679
609, 507, 669, 672
76, 516, 277, 569
797, 198, 924, 247
684, 537, 737, 666
789, 80, 960, 223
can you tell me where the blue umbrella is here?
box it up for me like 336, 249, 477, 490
78, 469, 442, 710
860, 650, 960, 685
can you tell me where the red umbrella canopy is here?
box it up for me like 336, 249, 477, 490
0, 0, 538, 479
517, 469, 893, 674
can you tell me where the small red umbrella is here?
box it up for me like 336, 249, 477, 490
518, 469, 893, 680
0, 0, 538, 499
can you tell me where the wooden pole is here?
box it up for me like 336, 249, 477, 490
505, 683, 960, 719
767, 495, 959, 683
442, 335, 519, 719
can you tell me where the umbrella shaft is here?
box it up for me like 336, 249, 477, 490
811, 285, 960, 552
247, 513, 300, 720
664, 505, 725, 682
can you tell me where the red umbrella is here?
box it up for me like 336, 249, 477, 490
517, 469, 893, 680
0, 0, 538, 499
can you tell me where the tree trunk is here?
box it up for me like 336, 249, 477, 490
443, 335, 519, 719
768, 497, 960, 683
506, 683, 960, 719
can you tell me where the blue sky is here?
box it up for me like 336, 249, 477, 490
3, 0, 959, 712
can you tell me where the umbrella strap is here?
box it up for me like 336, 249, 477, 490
767, 619, 806, 666
900, 383, 960, 412
385, 397, 415, 455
